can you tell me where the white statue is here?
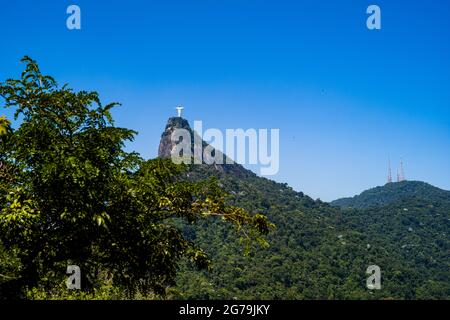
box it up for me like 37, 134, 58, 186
176, 106, 184, 118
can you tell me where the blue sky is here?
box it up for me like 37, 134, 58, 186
1, 0, 449, 201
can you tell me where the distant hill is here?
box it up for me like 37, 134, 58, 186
157, 117, 450, 300
331, 181, 450, 209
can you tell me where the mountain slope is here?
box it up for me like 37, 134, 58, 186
335, 197, 450, 298
175, 165, 450, 299
331, 181, 450, 209
157, 117, 450, 299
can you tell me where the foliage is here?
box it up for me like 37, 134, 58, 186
331, 181, 450, 209
0, 116, 11, 136
175, 165, 450, 299
0, 57, 272, 299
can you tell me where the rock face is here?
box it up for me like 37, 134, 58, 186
158, 117, 253, 178
158, 117, 191, 158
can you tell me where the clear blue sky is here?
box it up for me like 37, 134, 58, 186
1, 0, 449, 201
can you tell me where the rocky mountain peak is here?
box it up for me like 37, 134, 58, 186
158, 117, 192, 158
157, 117, 253, 178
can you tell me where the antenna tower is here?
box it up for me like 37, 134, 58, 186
399, 160, 405, 182
387, 157, 392, 183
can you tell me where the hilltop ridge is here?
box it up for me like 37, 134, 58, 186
331, 181, 450, 209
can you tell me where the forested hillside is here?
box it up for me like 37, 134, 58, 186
331, 181, 450, 209
335, 197, 449, 298
174, 165, 450, 299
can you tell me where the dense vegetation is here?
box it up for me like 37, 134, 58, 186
331, 181, 450, 209
0, 57, 271, 299
335, 197, 449, 299
174, 167, 450, 299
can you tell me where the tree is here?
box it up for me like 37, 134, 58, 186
0, 56, 273, 298
0, 116, 10, 136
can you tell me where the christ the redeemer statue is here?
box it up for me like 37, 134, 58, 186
176, 106, 184, 118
